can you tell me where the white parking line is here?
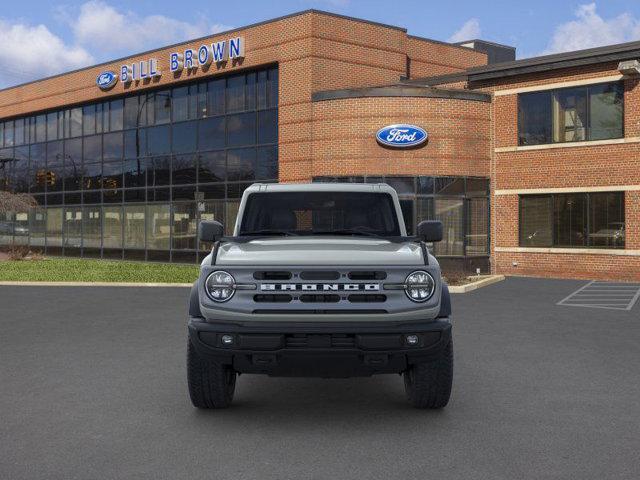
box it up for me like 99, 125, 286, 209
557, 281, 640, 311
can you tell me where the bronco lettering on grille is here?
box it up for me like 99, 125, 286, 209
261, 284, 379, 291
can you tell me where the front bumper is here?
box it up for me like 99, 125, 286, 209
188, 316, 452, 377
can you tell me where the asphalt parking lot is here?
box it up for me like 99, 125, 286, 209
1, 277, 639, 480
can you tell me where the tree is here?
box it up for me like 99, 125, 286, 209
0, 191, 37, 215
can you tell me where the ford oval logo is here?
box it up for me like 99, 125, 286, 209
96, 71, 118, 90
376, 124, 428, 148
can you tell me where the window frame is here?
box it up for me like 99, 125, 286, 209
517, 81, 624, 146
518, 192, 625, 249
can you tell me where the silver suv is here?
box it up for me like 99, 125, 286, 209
187, 183, 452, 409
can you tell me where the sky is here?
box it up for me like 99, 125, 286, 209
2, 0, 640, 88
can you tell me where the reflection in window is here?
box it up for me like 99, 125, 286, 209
83, 206, 102, 249
147, 204, 170, 250
434, 199, 464, 256
46, 208, 63, 247
227, 148, 255, 181
589, 192, 625, 248
124, 205, 145, 249
172, 154, 197, 185
227, 112, 256, 147
466, 198, 488, 255
226, 75, 245, 113
103, 206, 122, 249
29, 208, 46, 247
198, 117, 225, 150
519, 82, 623, 145
1, 66, 278, 263
147, 125, 171, 155
172, 203, 197, 250
519, 196, 553, 247
519, 192, 624, 248
172, 121, 197, 153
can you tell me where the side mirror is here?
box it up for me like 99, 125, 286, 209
198, 220, 224, 243
417, 220, 443, 243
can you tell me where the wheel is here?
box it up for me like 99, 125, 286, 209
187, 338, 236, 409
404, 340, 453, 409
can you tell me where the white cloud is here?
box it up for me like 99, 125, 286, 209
0, 20, 93, 88
448, 18, 481, 43
0, 1, 233, 88
71, 1, 232, 55
542, 3, 640, 54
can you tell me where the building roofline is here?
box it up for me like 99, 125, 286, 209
312, 84, 491, 103
0, 9, 407, 94
453, 39, 516, 51
406, 34, 481, 53
467, 40, 640, 81
401, 71, 469, 86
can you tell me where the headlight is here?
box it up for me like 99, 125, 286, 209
205, 270, 236, 302
405, 270, 435, 302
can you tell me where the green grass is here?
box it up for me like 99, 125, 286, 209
0, 258, 200, 283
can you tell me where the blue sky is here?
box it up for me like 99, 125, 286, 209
2, 0, 640, 88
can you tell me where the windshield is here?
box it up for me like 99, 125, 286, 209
238, 191, 401, 237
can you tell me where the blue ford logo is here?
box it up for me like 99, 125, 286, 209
376, 124, 428, 148
96, 71, 118, 90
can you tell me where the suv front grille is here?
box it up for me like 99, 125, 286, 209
285, 334, 356, 348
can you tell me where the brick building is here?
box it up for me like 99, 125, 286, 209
0, 10, 637, 281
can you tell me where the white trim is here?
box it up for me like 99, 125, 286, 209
494, 185, 640, 195
493, 74, 624, 96
495, 247, 640, 256
494, 136, 640, 153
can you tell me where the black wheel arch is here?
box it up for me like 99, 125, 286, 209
438, 284, 451, 318
189, 281, 203, 318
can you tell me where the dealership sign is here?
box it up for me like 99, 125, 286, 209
376, 124, 428, 148
96, 71, 118, 90
97, 36, 245, 90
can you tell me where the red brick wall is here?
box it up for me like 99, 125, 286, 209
482, 63, 640, 281
406, 37, 487, 79
305, 96, 491, 181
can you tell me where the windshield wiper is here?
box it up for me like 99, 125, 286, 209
312, 228, 385, 239
240, 229, 299, 237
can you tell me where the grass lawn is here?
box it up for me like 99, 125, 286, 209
0, 258, 200, 283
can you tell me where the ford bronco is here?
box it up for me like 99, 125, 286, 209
187, 183, 452, 409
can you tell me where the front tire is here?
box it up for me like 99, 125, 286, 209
187, 339, 236, 409
404, 340, 453, 409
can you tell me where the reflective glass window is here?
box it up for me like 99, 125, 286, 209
227, 112, 255, 147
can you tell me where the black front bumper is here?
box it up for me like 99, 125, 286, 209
188, 317, 452, 377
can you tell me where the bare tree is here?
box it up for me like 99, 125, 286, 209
0, 191, 37, 215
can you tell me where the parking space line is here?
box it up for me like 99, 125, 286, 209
557, 281, 640, 311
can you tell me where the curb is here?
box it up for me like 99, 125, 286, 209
0, 281, 193, 287
448, 275, 505, 294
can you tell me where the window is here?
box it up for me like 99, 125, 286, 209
239, 192, 401, 237
518, 82, 623, 145
519, 192, 624, 248
0, 67, 277, 263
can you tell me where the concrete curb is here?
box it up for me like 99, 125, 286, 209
0, 281, 192, 287
448, 275, 505, 294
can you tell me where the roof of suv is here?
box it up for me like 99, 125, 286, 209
246, 183, 399, 194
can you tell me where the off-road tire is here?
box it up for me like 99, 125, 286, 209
404, 340, 453, 409
187, 339, 236, 409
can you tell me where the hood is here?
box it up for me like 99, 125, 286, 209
216, 237, 424, 266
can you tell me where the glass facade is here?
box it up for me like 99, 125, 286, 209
313, 176, 490, 257
0, 66, 278, 262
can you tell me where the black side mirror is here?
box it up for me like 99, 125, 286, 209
417, 220, 443, 242
198, 220, 224, 243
